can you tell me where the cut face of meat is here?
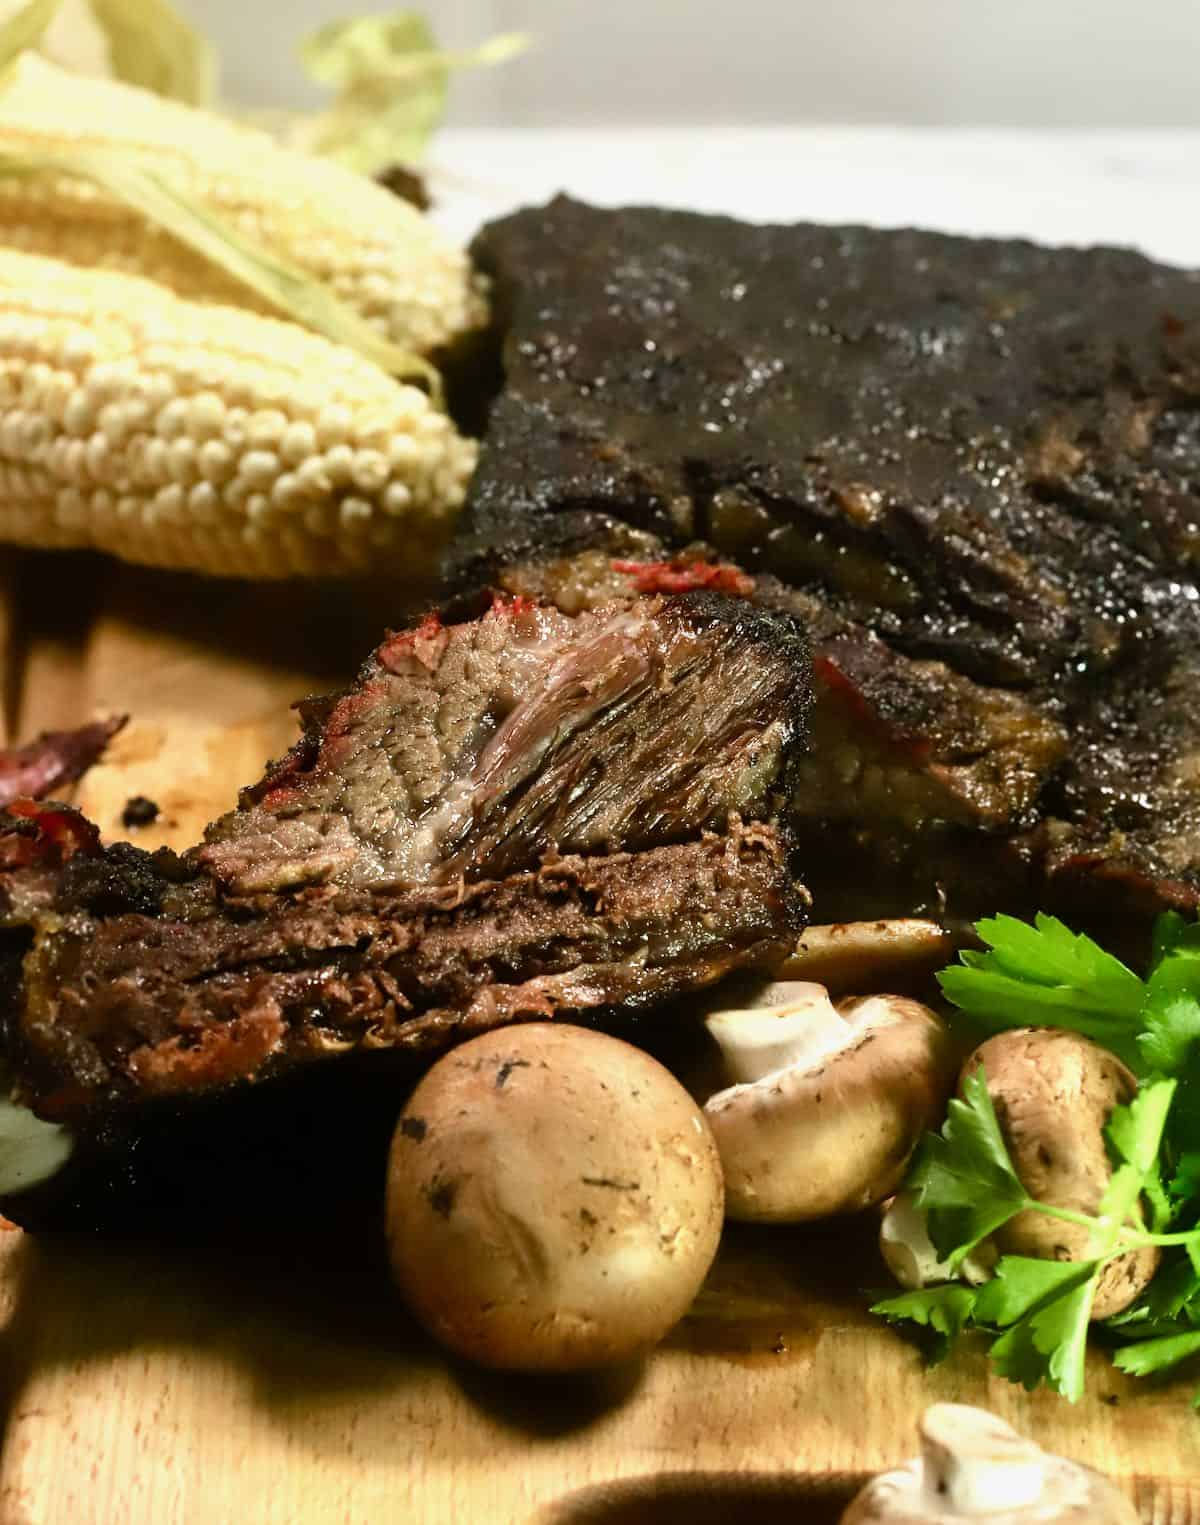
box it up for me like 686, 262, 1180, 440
463, 199, 1200, 921
199, 590, 809, 896
0, 587, 811, 1172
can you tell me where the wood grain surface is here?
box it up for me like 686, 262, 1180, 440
0, 548, 1197, 1525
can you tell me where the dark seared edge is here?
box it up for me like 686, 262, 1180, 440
462, 200, 1200, 918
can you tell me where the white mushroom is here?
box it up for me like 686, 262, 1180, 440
696, 982, 956, 1222
879, 1190, 997, 1290
840, 1403, 1138, 1523
384, 1022, 724, 1372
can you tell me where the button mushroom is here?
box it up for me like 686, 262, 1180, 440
777, 919, 956, 996
840, 1402, 1138, 1524
695, 982, 956, 1222
385, 1022, 724, 1372
963, 1029, 1159, 1319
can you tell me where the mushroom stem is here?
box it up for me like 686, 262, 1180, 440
704, 983, 849, 1084
919, 1405, 1044, 1515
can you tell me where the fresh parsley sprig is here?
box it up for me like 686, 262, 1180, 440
876, 909, 1200, 1405
874, 1068, 1192, 1401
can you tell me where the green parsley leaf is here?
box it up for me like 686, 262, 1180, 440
870, 1285, 977, 1364
1106, 1076, 1177, 1178
907, 1068, 1032, 1267
1169, 1151, 1200, 1203
938, 913, 1145, 1066
1152, 911, 1195, 970
1140, 982, 1200, 1080
1113, 1329, 1200, 1379
1100, 1077, 1177, 1238
989, 1275, 1097, 1401
973, 1256, 1095, 1327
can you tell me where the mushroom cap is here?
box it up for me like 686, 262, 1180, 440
777, 919, 955, 996
840, 1403, 1139, 1524
384, 1022, 724, 1372
964, 1030, 1159, 1319
703, 989, 956, 1223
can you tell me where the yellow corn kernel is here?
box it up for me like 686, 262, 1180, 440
0, 249, 478, 578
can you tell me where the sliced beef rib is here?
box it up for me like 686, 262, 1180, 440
0, 588, 810, 1230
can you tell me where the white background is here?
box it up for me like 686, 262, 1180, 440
185, 0, 1200, 127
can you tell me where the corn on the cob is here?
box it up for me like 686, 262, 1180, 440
0, 247, 478, 578
0, 54, 488, 358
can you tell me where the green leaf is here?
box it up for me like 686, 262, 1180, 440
973, 1256, 1095, 1327
87, 0, 214, 104
1094, 1078, 1177, 1248
301, 10, 436, 88
0, 143, 437, 391
870, 1285, 977, 1364
908, 1068, 1032, 1266
1100, 1077, 1177, 1239
0, 0, 60, 77
1113, 1329, 1200, 1378
989, 1276, 1096, 1401
1152, 911, 1194, 970
1106, 1076, 1177, 1179
298, 10, 529, 173
1140, 986, 1200, 1080
1171, 1151, 1200, 1204
938, 913, 1144, 1048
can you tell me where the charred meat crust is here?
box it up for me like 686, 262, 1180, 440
465, 200, 1200, 917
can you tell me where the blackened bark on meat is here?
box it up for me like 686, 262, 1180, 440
463, 199, 1200, 919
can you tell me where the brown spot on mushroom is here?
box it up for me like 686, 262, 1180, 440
427, 1179, 457, 1218
398, 1116, 427, 1142
494, 1058, 531, 1088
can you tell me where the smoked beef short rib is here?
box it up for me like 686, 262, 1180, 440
0, 589, 810, 1230
462, 198, 1200, 926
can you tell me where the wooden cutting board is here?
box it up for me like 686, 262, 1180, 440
0, 547, 1198, 1525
